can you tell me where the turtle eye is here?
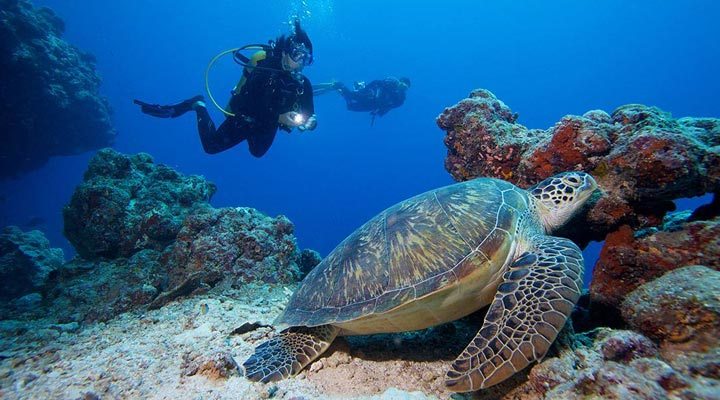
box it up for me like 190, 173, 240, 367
566, 176, 580, 185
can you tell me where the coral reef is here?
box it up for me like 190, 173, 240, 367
438, 88, 720, 309
0, 0, 115, 178
63, 148, 216, 259
437, 89, 720, 243
0, 226, 63, 301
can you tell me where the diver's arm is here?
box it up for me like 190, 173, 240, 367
300, 77, 315, 115
298, 77, 317, 131
312, 82, 338, 96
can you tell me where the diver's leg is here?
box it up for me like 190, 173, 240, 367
134, 95, 204, 118
246, 130, 277, 158
195, 105, 248, 154
345, 90, 376, 112
339, 88, 365, 110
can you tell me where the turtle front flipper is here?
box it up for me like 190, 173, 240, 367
446, 236, 584, 392
243, 325, 339, 383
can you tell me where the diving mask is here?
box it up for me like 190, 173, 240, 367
288, 42, 313, 65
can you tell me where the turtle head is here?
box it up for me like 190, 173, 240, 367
529, 172, 598, 232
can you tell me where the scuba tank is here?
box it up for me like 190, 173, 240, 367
205, 42, 304, 118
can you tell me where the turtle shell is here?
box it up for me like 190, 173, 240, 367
277, 178, 532, 329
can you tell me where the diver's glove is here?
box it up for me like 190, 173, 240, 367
298, 114, 317, 131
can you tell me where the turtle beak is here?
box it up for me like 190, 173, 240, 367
578, 174, 598, 202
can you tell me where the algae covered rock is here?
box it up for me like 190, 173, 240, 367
40, 149, 317, 321
63, 148, 216, 259
0, 226, 64, 301
621, 265, 720, 352
591, 214, 720, 309
0, 0, 115, 178
163, 206, 303, 288
505, 328, 719, 399
437, 89, 720, 242
297, 248, 322, 279
45, 249, 165, 322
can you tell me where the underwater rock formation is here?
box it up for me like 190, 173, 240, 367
437, 89, 720, 241
438, 91, 719, 398
0, 226, 63, 301
163, 206, 303, 288
0, 0, 115, 178
63, 148, 216, 259
42, 249, 164, 323
506, 328, 719, 399
592, 213, 720, 308
438, 88, 720, 318
621, 265, 720, 354
0, 149, 319, 323
298, 248, 323, 279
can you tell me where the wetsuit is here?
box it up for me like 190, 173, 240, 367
337, 78, 406, 116
196, 51, 314, 157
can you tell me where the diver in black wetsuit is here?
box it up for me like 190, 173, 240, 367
314, 77, 410, 122
134, 20, 317, 158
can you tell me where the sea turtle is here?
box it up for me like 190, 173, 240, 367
244, 171, 597, 392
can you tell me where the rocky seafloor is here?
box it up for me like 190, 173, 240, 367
1, 88, 719, 399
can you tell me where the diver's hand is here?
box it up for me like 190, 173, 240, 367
278, 111, 304, 128
298, 114, 317, 131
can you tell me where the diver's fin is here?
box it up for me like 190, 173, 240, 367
133, 95, 204, 118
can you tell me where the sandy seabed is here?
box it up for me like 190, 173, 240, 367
0, 284, 479, 400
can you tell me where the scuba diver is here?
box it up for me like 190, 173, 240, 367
313, 77, 410, 124
134, 20, 317, 158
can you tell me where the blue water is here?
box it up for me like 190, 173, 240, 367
1, 1, 718, 276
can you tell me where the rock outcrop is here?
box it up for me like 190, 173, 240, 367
163, 207, 302, 288
437, 90, 720, 399
502, 328, 720, 400
622, 266, 720, 355
0, 0, 115, 178
438, 89, 720, 244
2, 149, 321, 323
0, 226, 63, 302
63, 148, 216, 260
592, 213, 720, 308
44, 250, 165, 323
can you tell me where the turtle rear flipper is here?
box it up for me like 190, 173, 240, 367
445, 236, 584, 392
243, 325, 339, 383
